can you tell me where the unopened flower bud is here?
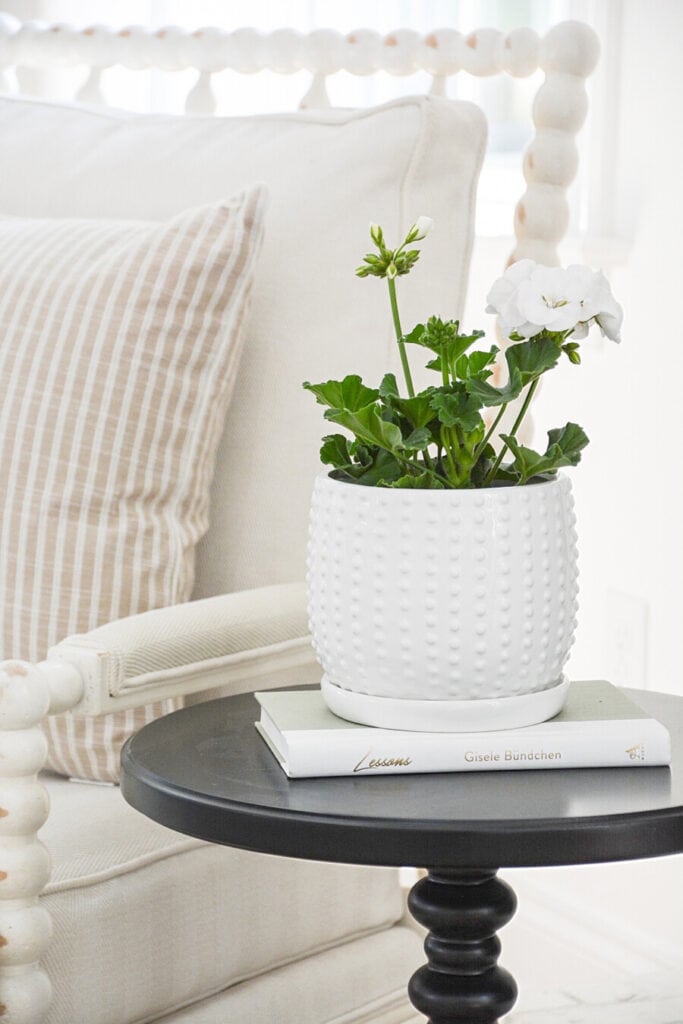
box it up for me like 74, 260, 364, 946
407, 216, 434, 242
386, 262, 398, 280
369, 222, 383, 247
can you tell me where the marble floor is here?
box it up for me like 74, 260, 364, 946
401, 855, 683, 1023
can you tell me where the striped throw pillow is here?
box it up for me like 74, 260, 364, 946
0, 188, 266, 781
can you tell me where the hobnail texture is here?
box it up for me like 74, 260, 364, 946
306, 473, 579, 703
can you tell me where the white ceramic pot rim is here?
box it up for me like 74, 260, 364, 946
320, 470, 565, 502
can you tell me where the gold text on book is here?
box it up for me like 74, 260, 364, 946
353, 750, 413, 772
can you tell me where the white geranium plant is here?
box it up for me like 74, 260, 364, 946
304, 220, 622, 489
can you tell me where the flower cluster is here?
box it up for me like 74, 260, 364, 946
305, 219, 621, 490
355, 217, 434, 280
486, 259, 623, 344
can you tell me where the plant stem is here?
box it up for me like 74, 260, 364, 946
474, 403, 508, 460
441, 426, 460, 486
394, 449, 443, 486
484, 379, 539, 485
387, 277, 415, 398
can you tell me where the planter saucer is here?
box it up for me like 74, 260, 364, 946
321, 674, 571, 733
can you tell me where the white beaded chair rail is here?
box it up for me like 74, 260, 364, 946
0, 19, 598, 78
0, 660, 83, 1023
0, 15, 599, 267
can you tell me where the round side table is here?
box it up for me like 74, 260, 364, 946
121, 688, 683, 1024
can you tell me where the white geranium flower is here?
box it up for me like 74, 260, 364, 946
485, 259, 535, 315
578, 269, 623, 343
516, 266, 589, 333
595, 305, 623, 342
486, 259, 538, 337
487, 261, 622, 343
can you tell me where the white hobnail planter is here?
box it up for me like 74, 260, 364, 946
306, 472, 579, 731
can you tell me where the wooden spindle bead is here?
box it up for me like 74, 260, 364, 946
265, 28, 303, 73
533, 73, 589, 133
540, 20, 600, 78
515, 184, 570, 243
0, 904, 53, 966
501, 27, 539, 77
0, 730, 47, 778
417, 29, 462, 76
0, 966, 52, 1024
304, 28, 344, 74
381, 29, 420, 76
460, 27, 503, 76
343, 29, 382, 75
524, 130, 579, 187
0, 782, 49, 836
0, 663, 50, 732
0, 840, 51, 901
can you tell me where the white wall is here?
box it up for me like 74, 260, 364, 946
568, 0, 683, 694
468, 0, 683, 695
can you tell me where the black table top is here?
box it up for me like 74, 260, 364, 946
120, 687, 683, 869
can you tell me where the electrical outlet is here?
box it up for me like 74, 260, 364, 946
603, 590, 649, 689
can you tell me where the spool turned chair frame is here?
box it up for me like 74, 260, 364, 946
0, 13, 598, 1021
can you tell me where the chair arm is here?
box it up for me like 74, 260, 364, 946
0, 585, 315, 1017
46, 582, 317, 716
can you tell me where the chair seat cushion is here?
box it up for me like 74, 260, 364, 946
146, 930, 422, 1024
39, 773, 409, 1024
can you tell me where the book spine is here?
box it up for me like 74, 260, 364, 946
289, 722, 671, 778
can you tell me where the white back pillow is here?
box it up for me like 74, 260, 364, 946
0, 94, 486, 597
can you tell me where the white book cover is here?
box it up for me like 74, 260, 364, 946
254, 681, 671, 778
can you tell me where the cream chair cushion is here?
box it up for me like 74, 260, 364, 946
0, 94, 487, 600
40, 774, 417, 1024
158, 930, 422, 1024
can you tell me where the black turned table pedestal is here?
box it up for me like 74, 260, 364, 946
121, 689, 683, 1023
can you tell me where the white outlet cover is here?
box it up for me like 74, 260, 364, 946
603, 590, 649, 690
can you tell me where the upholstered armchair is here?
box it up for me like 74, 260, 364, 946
0, 15, 599, 1024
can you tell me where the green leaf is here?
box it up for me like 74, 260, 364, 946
378, 373, 399, 399
348, 448, 405, 487
455, 345, 499, 382
391, 392, 438, 430
464, 377, 513, 407
325, 404, 404, 452
500, 421, 589, 484
430, 387, 484, 433
319, 434, 353, 469
425, 355, 444, 373
498, 437, 549, 484
403, 323, 427, 347
349, 440, 373, 466
403, 427, 432, 451
492, 463, 522, 485
546, 422, 590, 462
505, 336, 561, 385
470, 443, 496, 487
466, 336, 561, 407
303, 375, 380, 412
385, 471, 446, 490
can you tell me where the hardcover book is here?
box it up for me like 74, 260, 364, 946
254, 681, 671, 778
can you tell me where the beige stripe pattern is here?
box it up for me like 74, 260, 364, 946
0, 188, 266, 781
